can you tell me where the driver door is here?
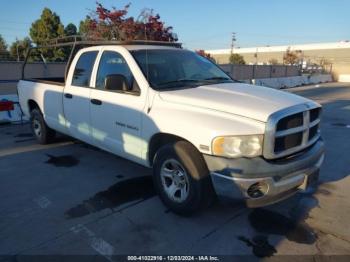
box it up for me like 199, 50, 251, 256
89, 49, 145, 163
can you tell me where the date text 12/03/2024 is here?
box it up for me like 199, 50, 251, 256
127, 256, 219, 261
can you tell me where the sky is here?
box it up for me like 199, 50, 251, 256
0, 0, 349, 50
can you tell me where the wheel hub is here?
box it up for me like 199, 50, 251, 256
173, 171, 185, 186
160, 159, 190, 203
33, 118, 41, 137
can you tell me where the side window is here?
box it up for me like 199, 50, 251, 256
71, 51, 98, 87
96, 51, 138, 93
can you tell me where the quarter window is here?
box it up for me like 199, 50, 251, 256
71, 51, 98, 87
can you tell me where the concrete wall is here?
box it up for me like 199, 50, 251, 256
0, 62, 66, 80
219, 64, 300, 80
253, 74, 333, 89
0, 62, 66, 95
338, 75, 350, 83
0, 62, 300, 94
332, 63, 350, 82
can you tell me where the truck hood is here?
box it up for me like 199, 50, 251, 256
158, 83, 312, 122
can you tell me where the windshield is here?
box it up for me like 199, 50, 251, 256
130, 49, 234, 90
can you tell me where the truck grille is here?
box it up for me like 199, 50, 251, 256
264, 103, 321, 159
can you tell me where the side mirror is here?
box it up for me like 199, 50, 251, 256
104, 74, 130, 91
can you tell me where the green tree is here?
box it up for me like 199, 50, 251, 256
0, 34, 10, 61
64, 23, 77, 36
79, 16, 92, 37
229, 53, 246, 65
62, 23, 79, 59
10, 37, 32, 61
29, 8, 65, 61
0, 34, 7, 50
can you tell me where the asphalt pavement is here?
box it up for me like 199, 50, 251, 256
0, 82, 349, 261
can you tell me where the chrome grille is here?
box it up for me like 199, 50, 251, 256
264, 103, 321, 159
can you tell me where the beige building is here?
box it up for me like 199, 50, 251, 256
206, 41, 350, 81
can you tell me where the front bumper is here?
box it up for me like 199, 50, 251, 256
203, 139, 324, 207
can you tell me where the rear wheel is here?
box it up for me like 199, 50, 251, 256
153, 141, 214, 215
30, 108, 56, 144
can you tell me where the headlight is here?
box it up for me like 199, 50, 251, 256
212, 135, 263, 158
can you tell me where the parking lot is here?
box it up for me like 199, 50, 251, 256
0, 82, 349, 260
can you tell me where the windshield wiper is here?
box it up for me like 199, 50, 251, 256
158, 79, 201, 86
157, 77, 233, 89
204, 77, 232, 81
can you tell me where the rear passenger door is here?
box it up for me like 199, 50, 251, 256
89, 49, 145, 163
63, 50, 98, 143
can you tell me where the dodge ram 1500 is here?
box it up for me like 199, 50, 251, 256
18, 41, 324, 215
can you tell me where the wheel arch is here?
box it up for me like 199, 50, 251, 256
148, 133, 198, 167
28, 99, 40, 113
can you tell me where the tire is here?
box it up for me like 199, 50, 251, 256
30, 108, 56, 144
153, 140, 215, 215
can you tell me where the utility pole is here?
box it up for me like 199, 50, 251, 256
16, 44, 19, 62
229, 32, 236, 77
230, 32, 236, 58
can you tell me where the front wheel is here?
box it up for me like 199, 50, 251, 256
30, 108, 56, 144
153, 141, 214, 215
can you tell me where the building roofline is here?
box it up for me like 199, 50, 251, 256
206, 41, 350, 55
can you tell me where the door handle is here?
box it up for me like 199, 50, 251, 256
64, 93, 73, 99
91, 99, 102, 105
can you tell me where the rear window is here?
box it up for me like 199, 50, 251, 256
71, 51, 98, 87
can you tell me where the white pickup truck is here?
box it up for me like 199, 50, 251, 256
18, 41, 324, 215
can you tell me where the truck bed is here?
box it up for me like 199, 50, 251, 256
17, 78, 67, 134
23, 77, 65, 86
